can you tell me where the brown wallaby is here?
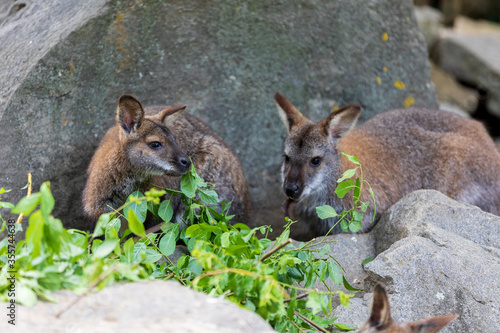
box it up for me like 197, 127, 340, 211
83, 95, 250, 227
275, 92, 500, 240
359, 283, 458, 333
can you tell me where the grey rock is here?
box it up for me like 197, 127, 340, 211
372, 189, 500, 254
363, 233, 500, 333
0, 0, 437, 234
0, 280, 276, 333
333, 190, 500, 332
414, 5, 443, 49
437, 32, 500, 118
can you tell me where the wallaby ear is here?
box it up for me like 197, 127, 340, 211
117, 95, 145, 136
157, 105, 186, 126
319, 104, 361, 138
274, 92, 309, 133
368, 283, 393, 328
407, 314, 459, 333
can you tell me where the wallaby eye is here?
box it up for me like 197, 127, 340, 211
283, 154, 291, 163
310, 156, 322, 167
148, 141, 162, 149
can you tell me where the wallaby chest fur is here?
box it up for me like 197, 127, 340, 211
275, 92, 500, 240
83, 96, 250, 227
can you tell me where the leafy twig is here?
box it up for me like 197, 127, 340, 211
16, 173, 32, 224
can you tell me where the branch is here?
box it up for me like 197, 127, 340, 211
294, 310, 329, 333
258, 238, 292, 263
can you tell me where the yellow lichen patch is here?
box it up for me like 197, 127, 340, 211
376, 76, 381, 85
332, 105, 339, 111
405, 16, 410, 22
382, 32, 388, 41
404, 96, 415, 108
383, 66, 388, 72
87, 121, 91, 125
61, 120, 67, 124
394, 80, 405, 90
236, 7, 240, 11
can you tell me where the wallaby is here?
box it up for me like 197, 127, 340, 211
359, 283, 458, 333
275, 92, 500, 240
83, 95, 251, 227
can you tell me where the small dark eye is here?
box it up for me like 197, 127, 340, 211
310, 156, 322, 167
283, 154, 291, 163
148, 141, 162, 149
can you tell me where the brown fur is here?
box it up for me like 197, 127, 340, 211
359, 283, 458, 333
275, 92, 500, 240
83, 95, 250, 227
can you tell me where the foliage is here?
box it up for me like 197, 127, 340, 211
0, 163, 363, 332
316, 153, 376, 234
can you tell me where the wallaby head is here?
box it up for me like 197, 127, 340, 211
116, 94, 191, 177
359, 283, 458, 333
274, 92, 360, 203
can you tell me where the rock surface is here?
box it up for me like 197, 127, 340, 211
0, 0, 437, 233
332, 190, 500, 333
436, 17, 500, 118
0, 280, 276, 333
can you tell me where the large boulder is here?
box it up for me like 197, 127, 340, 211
332, 190, 500, 332
0, 280, 276, 332
0, 0, 437, 233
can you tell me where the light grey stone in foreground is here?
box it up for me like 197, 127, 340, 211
1, 280, 276, 333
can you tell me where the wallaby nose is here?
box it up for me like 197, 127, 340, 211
179, 156, 190, 167
284, 183, 300, 199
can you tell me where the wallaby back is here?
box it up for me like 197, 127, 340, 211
83, 95, 250, 226
359, 283, 458, 333
275, 92, 500, 240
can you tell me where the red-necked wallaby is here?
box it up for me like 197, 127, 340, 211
83, 95, 250, 226
275, 92, 500, 240
359, 283, 458, 333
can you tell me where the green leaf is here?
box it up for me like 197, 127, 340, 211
40, 182, 55, 218
342, 276, 362, 291
337, 168, 356, 183
306, 292, 327, 315
127, 209, 146, 238
353, 177, 361, 201
316, 205, 337, 220
123, 238, 135, 263
341, 152, 360, 165
0, 202, 14, 209
92, 239, 119, 259
361, 256, 374, 268
328, 261, 343, 286
11, 192, 41, 215
158, 199, 174, 222
335, 180, 355, 199
360, 201, 370, 212
334, 322, 356, 331
26, 210, 44, 257
198, 188, 219, 204
349, 220, 363, 233
220, 232, 231, 248
181, 172, 196, 198
124, 191, 147, 223
92, 213, 111, 238
18, 284, 38, 307
0, 187, 11, 195
159, 223, 180, 256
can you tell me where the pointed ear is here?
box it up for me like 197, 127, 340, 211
156, 105, 186, 126
368, 283, 393, 328
407, 314, 458, 333
274, 92, 309, 133
319, 104, 361, 138
117, 95, 144, 136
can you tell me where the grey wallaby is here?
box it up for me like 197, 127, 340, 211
275, 92, 500, 240
83, 95, 251, 228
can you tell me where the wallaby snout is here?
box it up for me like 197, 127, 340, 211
284, 182, 301, 200
274, 92, 500, 240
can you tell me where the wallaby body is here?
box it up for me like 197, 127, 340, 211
359, 283, 458, 333
275, 92, 500, 240
83, 95, 250, 226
